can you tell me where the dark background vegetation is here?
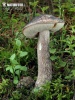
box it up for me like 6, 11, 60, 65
0, 0, 75, 100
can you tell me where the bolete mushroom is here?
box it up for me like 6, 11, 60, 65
23, 14, 64, 87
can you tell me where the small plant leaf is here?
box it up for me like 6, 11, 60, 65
10, 60, 18, 65
71, 70, 75, 76
13, 76, 18, 84
6, 66, 14, 74
59, 60, 66, 67
20, 66, 27, 71
65, 75, 72, 80
72, 51, 75, 56
11, 18, 18, 24
19, 51, 28, 57
29, 1, 39, 7
41, 6, 49, 13
10, 68, 14, 74
33, 88, 39, 93
69, 8, 75, 12
15, 70, 20, 76
50, 56, 57, 61
6, 66, 11, 71
15, 39, 21, 47
50, 48, 56, 54
10, 54, 16, 61
14, 65, 21, 70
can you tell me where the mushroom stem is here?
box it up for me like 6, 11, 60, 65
35, 30, 52, 87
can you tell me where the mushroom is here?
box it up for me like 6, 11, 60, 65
23, 14, 64, 88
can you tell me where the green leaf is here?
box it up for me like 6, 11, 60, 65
15, 70, 20, 76
10, 68, 14, 74
69, 8, 75, 12
33, 88, 39, 93
13, 76, 19, 84
6, 66, 11, 71
71, 70, 75, 76
29, 1, 39, 7
19, 51, 28, 57
10, 54, 16, 61
41, 6, 49, 12
15, 39, 21, 47
50, 48, 56, 54
6, 66, 14, 74
11, 18, 18, 24
72, 51, 75, 56
50, 56, 57, 61
20, 66, 27, 71
10, 60, 18, 65
15, 32, 19, 36
14, 65, 21, 70
59, 60, 66, 67
65, 75, 72, 80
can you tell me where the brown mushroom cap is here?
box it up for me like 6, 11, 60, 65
23, 14, 64, 38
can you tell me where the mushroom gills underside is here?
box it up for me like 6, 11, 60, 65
23, 23, 64, 38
